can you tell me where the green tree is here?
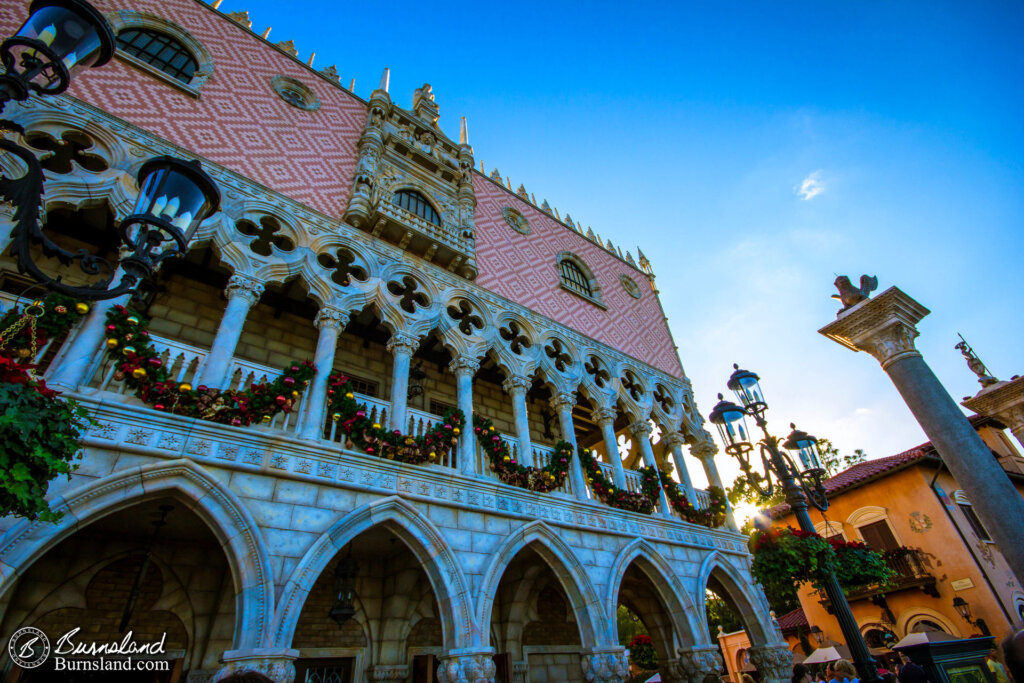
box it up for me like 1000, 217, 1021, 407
704, 592, 744, 642
617, 604, 648, 647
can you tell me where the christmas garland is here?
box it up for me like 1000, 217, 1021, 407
580, 447, 656, 514
325, 372, 463, 465
103, 305, 315, 426
0, 293, 90, 359
641, 466, 729, 528
474, 414, 571, 493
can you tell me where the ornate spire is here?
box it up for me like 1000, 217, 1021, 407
321, 65, 340, 83
306, 52, 315, 66
460, 116, 469, 145
276, 39, 297, 57
378, 67, 390, 93
348, 78, 355, 92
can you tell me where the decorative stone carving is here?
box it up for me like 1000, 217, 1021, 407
580, 650, 630, 683
369, 664, 410, 681
831, 274, 878, 313
690, 438, 718, 461
660, 430, 687, 451
962, 375, 1024, 450
314, 306, 349, 330
620, 274, 642, 298
225, 274, 265, 306
449, 356, 481, 376
818, 287, 929, 370
271, 75, 320, 111
213, 649, 299, 683
502, 374, 531, 395
386, 331, 420, 355
592, 406, 617, 425
502, 206, 530, 235
438, 652, 496, 683
629, 420, 653, 439
955, 336, 998, 387
747, 646, 793, 683
677, 646, 723, 683
550, 391, 576, 412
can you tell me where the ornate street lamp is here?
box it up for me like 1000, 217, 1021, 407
952, 596, 990, 636
709, 363, 883, 683
0, 0, 115, 107
1, 1, 221, 301
328, 549, 358, 626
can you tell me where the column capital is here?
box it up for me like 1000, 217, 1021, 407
676, 646, 723, 683
593, 405, 617, 426
628, 420, 653, 439
661, 430, 687, 450
502, 374, 532, 395
387, 331, 420, 355
580, 649, 629, 683
818, 286, 929, 370
449, 355, 480, 376
314, 305, 349, 331
437, 650, 496, 683
225, 274, 265, 305
747, 646, 793, 683
690, 439, 718, 461
962, 375, 1024, 433
214, 648, 299, 683
549, 391, 576, 412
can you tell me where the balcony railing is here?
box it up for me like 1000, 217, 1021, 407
819, 547, 938, 611
72, 331, 716, 518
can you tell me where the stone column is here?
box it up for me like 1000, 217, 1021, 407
747, 645, 793, 683
198, 274, 264, 389
503, 374, 534, 466
580, 649, 629, 683
551, 391, 589, 500
438, 650, 496, 683
962, 375, 1024, 452
213, 648, 299, 683
691, 438, 738, 530
630, 420, 673, 518
594, 406, 628, 489
298, 306, 348, 440
450, 356, 481, 475
677, 646, 724, 683
387, 331, 419, 432
661, 430, 698, 502
819, 286, 1024, 585
47, 293, 130, 390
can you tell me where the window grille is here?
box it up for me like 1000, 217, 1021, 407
345, 376, 378, 398
429, 399, 455, 417
559, 259, 593, 297
117, 29, 198, 84
394, 190, 440, 226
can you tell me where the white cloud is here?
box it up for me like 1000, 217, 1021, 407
796, 170, 825, 200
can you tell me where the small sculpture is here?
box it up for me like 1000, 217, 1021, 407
831, 274, 878, 313
955, 334, 998, 387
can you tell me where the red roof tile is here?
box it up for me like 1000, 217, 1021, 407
776, 607, 808, 632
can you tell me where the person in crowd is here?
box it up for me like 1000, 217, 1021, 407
988, 645, 1010, 683
897, 652, 928, 683
831, 659, 859, 683
792, 663, 812, 683
1003, 628, 1024, 683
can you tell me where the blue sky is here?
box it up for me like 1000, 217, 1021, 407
219, 0, 1024, 491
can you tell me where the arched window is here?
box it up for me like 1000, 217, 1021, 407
116, 29, 198, 84
394, 190, 440, 226
559, 259, 592, 297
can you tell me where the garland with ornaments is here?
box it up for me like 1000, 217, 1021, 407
103, 304, 315, 426
0, 293, 90, 359
641, 466, 729, 528
474, 414, 572, 493
580, 447, 656, 514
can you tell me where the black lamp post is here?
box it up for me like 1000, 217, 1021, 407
709, 363, 882, 683
952, 596, 991, 636
1, 1, 221, 302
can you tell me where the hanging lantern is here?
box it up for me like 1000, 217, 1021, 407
328, 552, 358, 626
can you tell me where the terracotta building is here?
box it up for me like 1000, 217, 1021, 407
771, 416, 1024, 655
0, 1, 794, 682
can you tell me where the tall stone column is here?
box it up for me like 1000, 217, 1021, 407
551, 391, 589, 500
387, 331, 419, 432
594, 406, 627, 488
438, 650, 496, 683
47, 293, 130, 390
503, 374, 534, 466
819, 286, 1024, 585
630, 420, 673, 518
691, 439, 738, 530
747, 645, 793, 683
962, 376, 1024, 452
580, 649, 629, 683
213, 648, 299, 683
661, 430, 698, 502
298, 306, 348, 440
677, 646, 724, 683
450, 356, 480, 475
198, 274, 264, 389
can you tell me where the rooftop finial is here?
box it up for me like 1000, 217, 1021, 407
306, 52, 315, 66
211, 0, 223, 8
348, 78, 355, 92
460, 116, 469, 145
260, 26, 271, 39
378, 67, 390, 93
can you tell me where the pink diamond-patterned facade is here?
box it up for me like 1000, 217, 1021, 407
1, 0, 684, 377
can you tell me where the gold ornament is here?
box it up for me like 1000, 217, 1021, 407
75, 302, 90, 315
332, 413, 342, 421
126, 315, 140, 326
179, 383, 192, 392
132, 367, 147, 379
106, 338, 119, 349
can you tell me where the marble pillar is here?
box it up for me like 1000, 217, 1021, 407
503, 374, 534, 466
198, 274, 264, 389
594, 406, 627, 488
691, 438, 738, 530
298, 306, 348, 440
551, 391, 589, 500
387, 331, 419, 432
47, 293, 130, 390
661, 430, 698, 502
450, 356, 480, 475
630, 420, 673, 518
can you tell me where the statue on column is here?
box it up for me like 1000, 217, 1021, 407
955, 334, 998, 387
831, 274, 878, 313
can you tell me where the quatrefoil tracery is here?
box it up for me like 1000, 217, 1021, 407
318, 248, 368, 287
499, 320, 531, 355
26, 131, 108, 174
621, 371, 643, 401
544, 338, 572, 373
584, 355, 610, 388
236, 217, 295, 257
387, 275, 430, 313
653, 384, 674, 413
447, 299, 484, 336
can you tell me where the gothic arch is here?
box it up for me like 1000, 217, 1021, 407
697, 551, 775, 646
605, 539, 705, 647
0, 458, 274, 649
476, 520, 603, 649
272, 496, 473, 650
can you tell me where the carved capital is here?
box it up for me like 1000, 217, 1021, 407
502, 374, 531, 396
661, 430, 687, 450
962, 375, 1024, 433
449, 356, 481, 377
314, 306, 349, 331
628, 420, 653, 439
369, 665, 410, 681
213, 649, 299, 683
225, 274, 265, 305
818, 286, 928, 370
581, 650, 629, 683
592, 406, 617, 426
549, 391, 576, 412
747, 646, 793, 683
437, 652, 496, 683
690, 438, 718, 461
387, 331, 420, 355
